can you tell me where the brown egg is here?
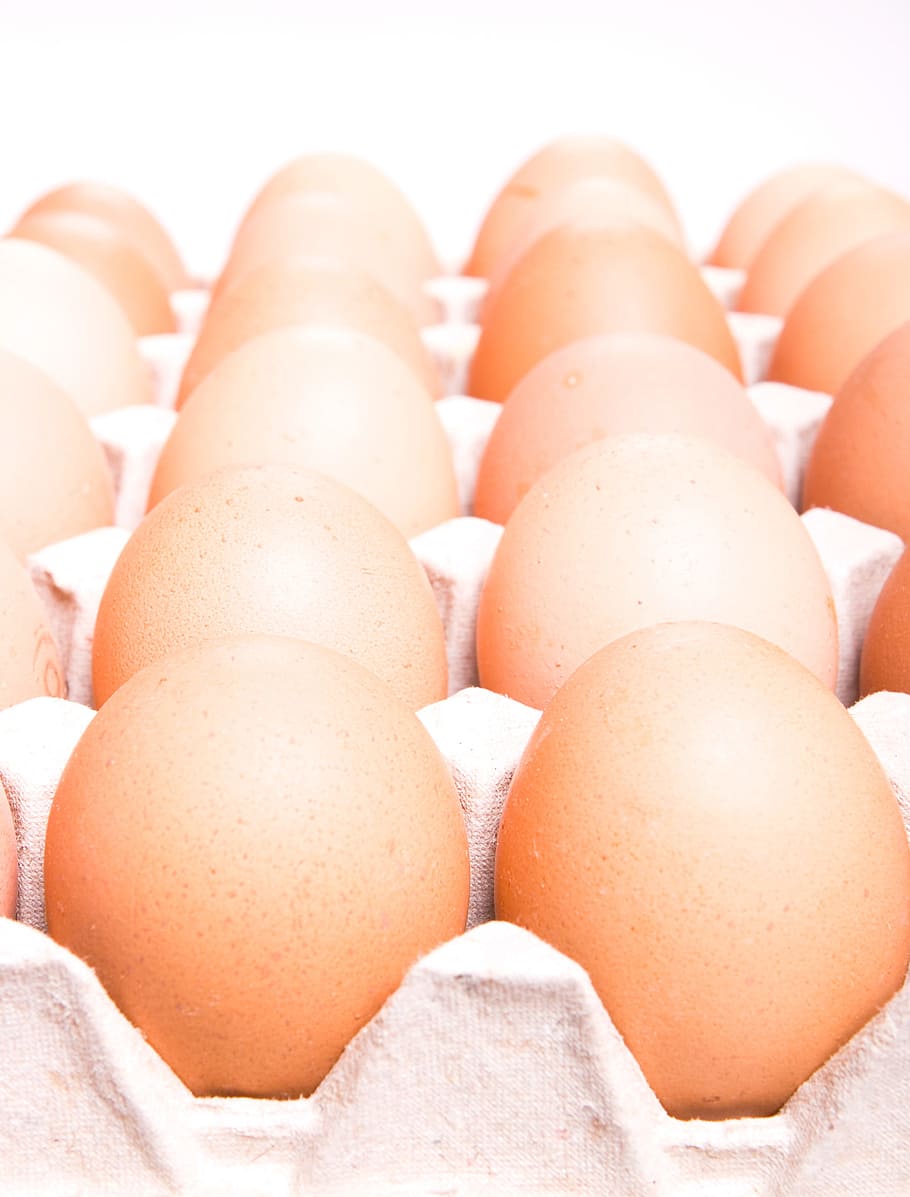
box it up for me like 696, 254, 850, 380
737, 180, 910, 317
465, 135, 683, 276
217, 190, 438, 324
0, 238, 150, 416
860, 549, 910, 697
46, 634, 469, 1098
93, 464, 447, 710
803, 322, 910, 538
235, 152, 440, 279
708, 163, 859, 269
467, 223, 743, 404
476, 433, 837, 709
495, 620, 910, 1119
150, 326, 458, 538
10, 210, 176, 336
0, 349, 114, 557
768, 231, 910, 395
17, 180, 190, 292
0, 534, 66, 710
473, 333, 781, 524
0, 779, 17, 918
177, 259, 440, 407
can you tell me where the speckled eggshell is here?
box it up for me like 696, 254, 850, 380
177, 259, 440, 406
473, 332, 781, 525
0, 349, 114, 557
0, 534, 66, 709
92, 463, 447, 710
476, 432, 837, 710
467, 223, 742, 404
495, 620, 910, 1119
0, 238, 150, 416
803, 321, 910, 539
150, 326, 457, 538
860, 548, 910, 697
0, 778, 16, 917
46, 634, 470, 1098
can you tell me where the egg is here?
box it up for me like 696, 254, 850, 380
149, 325, 458, 538
10, 209, 177, 335
177, 259, 440, 406
495, 620, 910, 1119
708, 162, 859, 269
45, 633, 470, 1098
0, 534, 66, 710
467, 223, 742, 404
768, 231, 910, 395
860, 548, 910, 697
803, 321, 910, 539
0, 779, 17, 918
16, 180, 190, 292
0, 349, 114, 557
736, 179, 910, 317
465, 135, 683, 276
476, 433, 837, 709
0, 238, 150, 416
473, 332, 782, 525
92, 463, 448, 710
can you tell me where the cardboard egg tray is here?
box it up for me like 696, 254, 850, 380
4, 272, 910, 1194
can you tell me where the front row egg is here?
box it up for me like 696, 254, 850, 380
0, 779, 16, 917
495, 621, 910, 1120
44, 635, 470, 1099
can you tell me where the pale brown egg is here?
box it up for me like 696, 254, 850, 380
465, 135, 683, 276
468, 223, 742, 404
860, 549, 910, 697
10, 209, 176, 336
737, 179, 910, 317
473, 333, 781, 524
92, 464, 447, 710
0, 349, 114, 557
768, 231, 910, 395
150, 326, 458, 538
0, 238, 150, 416
217, 190, 438, 324
234, 152, 440, 280
495, 620, 910, 1119
17, 180, 190, 292
46, 633, 469, 1098
476, 433, 837, 710
0, 778, 17, 918
0, 534, 66, 710
177, 259, 440, 407
803, 322, 910, 539
708, 163, 859, 269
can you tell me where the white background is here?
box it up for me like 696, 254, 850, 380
1, 0, 907, 278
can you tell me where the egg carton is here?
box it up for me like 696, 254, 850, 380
6, 279, 910, 1195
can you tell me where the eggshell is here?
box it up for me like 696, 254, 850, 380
0, 238, 150, 416
860, 549, 910, 697
234, 152, 440, 278
0, 535, 66, 710
803, 322, 910, 539
465, 135, 683, 276
92, 463, 448, 710
768, 231, 910, 395
177, 259, 440, 406
10, 210, 177, 336
16, 180, 190, 291
149, 326, 457, 538
495, 620, 910, 1119
737, 180, 910, 317
0, 349, 114, 557
708, 163, 860, 269
216, 191, 439, 324
473, 332, 782, 524
476, 433, 837, 709
467, 223, 742, 404
45, 633, 470, 1098
0, 778, 16, 918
